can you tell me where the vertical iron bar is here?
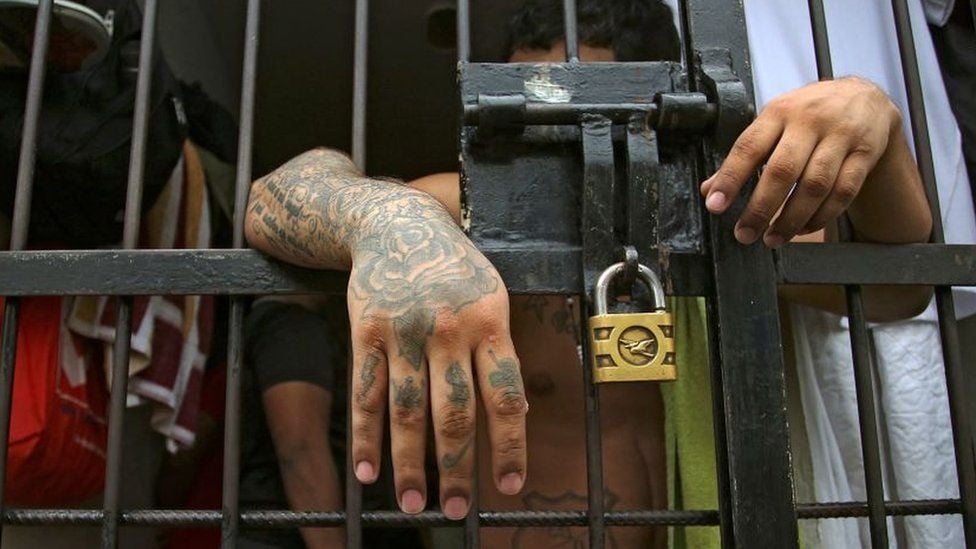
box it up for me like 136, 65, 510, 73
464, 457, 479, 549
890, 1, 976, 544
348, 0, 368, 545
101, 2, 160, 545
683, 0, 798, 543
806, 0, 833, 80
223, 0, 261, 547
806, 4, 888, 546
580, 118, 612, 549
704, 298, 734, 549
0, 302, 21, 542
351, 0, 368, 170
562, 0, 580, 62
101, 298, 134, 548
456, 0, 471, 63
8, 0, 52, 252
0, 3, 52, 541
345, 354, 362, 549
970, 0, 976, 34
677, 5, 734, 543
844, 290, 889, 549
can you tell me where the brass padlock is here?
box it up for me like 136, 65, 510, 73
588, 262, 676, 383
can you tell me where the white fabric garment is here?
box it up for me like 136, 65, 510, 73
739, 1, 972, 548
923, 0, 956, 26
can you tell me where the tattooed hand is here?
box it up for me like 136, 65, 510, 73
245, 148, 528, 521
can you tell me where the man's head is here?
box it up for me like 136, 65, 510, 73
504, 0, 680, 62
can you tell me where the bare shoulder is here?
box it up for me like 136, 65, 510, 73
409, 172, 461, 223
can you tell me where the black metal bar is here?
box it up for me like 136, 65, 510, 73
351, 0, 368, 169
0, 244, 972, 297
464, 102, 661, 126
775, 243, 976, 285
844, 289, 889, 548
465, 457, 479, 548
705, 297, 735, 547
234, 0, 261, 247
222, 301, 245, 548
223, 0, 261, 547
889, 1, 976, 544
348, 1, 368, 545
0, 499, 962, 527
805, 6, 888, 546
580, 117, 612, 549
101, 297, 134, 548
8, 0, 52, 251
101, 1, 161, 546
806, 0, 833, 80
561, 0, 579, 62
345, 351, 362, 549
683, 0, 798, 543
0, 302, 21, 546
0, 1, 53, 544
456, 0, 471, 62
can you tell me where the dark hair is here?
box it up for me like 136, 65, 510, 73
504, 0, 680, 62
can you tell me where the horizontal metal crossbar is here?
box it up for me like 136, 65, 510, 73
776, 243, 976, 286
1, 243, 971, 298
0, 248, 714, 296
0, 499, 959, 528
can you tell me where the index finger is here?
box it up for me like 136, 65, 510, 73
702, 117, 784, 214
474, 340, 528, 496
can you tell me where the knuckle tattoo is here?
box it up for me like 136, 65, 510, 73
445, 361, 471, 408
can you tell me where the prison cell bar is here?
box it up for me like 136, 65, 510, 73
562, 0, 580, 62
805, 2, 890, 546
457, 0, 471, 62
221, 0, 262, 546
0, 497, 962, 528
579, 118, 613, 549
889, 0, 976, 544
680, 0, 801, 546
0, 0, 53, 545
99, 1, 163, 546
454, 2, 480, 545
345, 0, 369, 547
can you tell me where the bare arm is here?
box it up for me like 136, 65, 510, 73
701, 77, 933, 321
245, 149, 528, 520
263, 382, 344, 549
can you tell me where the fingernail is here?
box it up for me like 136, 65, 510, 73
400, 489, 426, 514
443, 496, 469, 520
355, 461, 375, 483
734, 225, 757, 244
700, 176, 714, 195
764, 233, 786, 248
499, 472, 524, 495
705, 191, 727, 212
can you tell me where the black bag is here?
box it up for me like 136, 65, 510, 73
0, 0, 185, 247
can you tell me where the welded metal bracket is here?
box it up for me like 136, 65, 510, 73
696, 48, 755, 153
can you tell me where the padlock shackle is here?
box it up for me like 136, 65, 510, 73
593, 262, 667, 314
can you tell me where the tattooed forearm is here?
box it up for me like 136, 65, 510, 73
245, 148, 501, 371
446, 362, 470, 407
393, 376, 424, 410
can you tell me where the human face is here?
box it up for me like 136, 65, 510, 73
509, 40, 616, 63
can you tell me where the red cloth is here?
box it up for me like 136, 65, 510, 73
65, 144, 214, 449
1, 296, 108, 506
164, 363, 225, 549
